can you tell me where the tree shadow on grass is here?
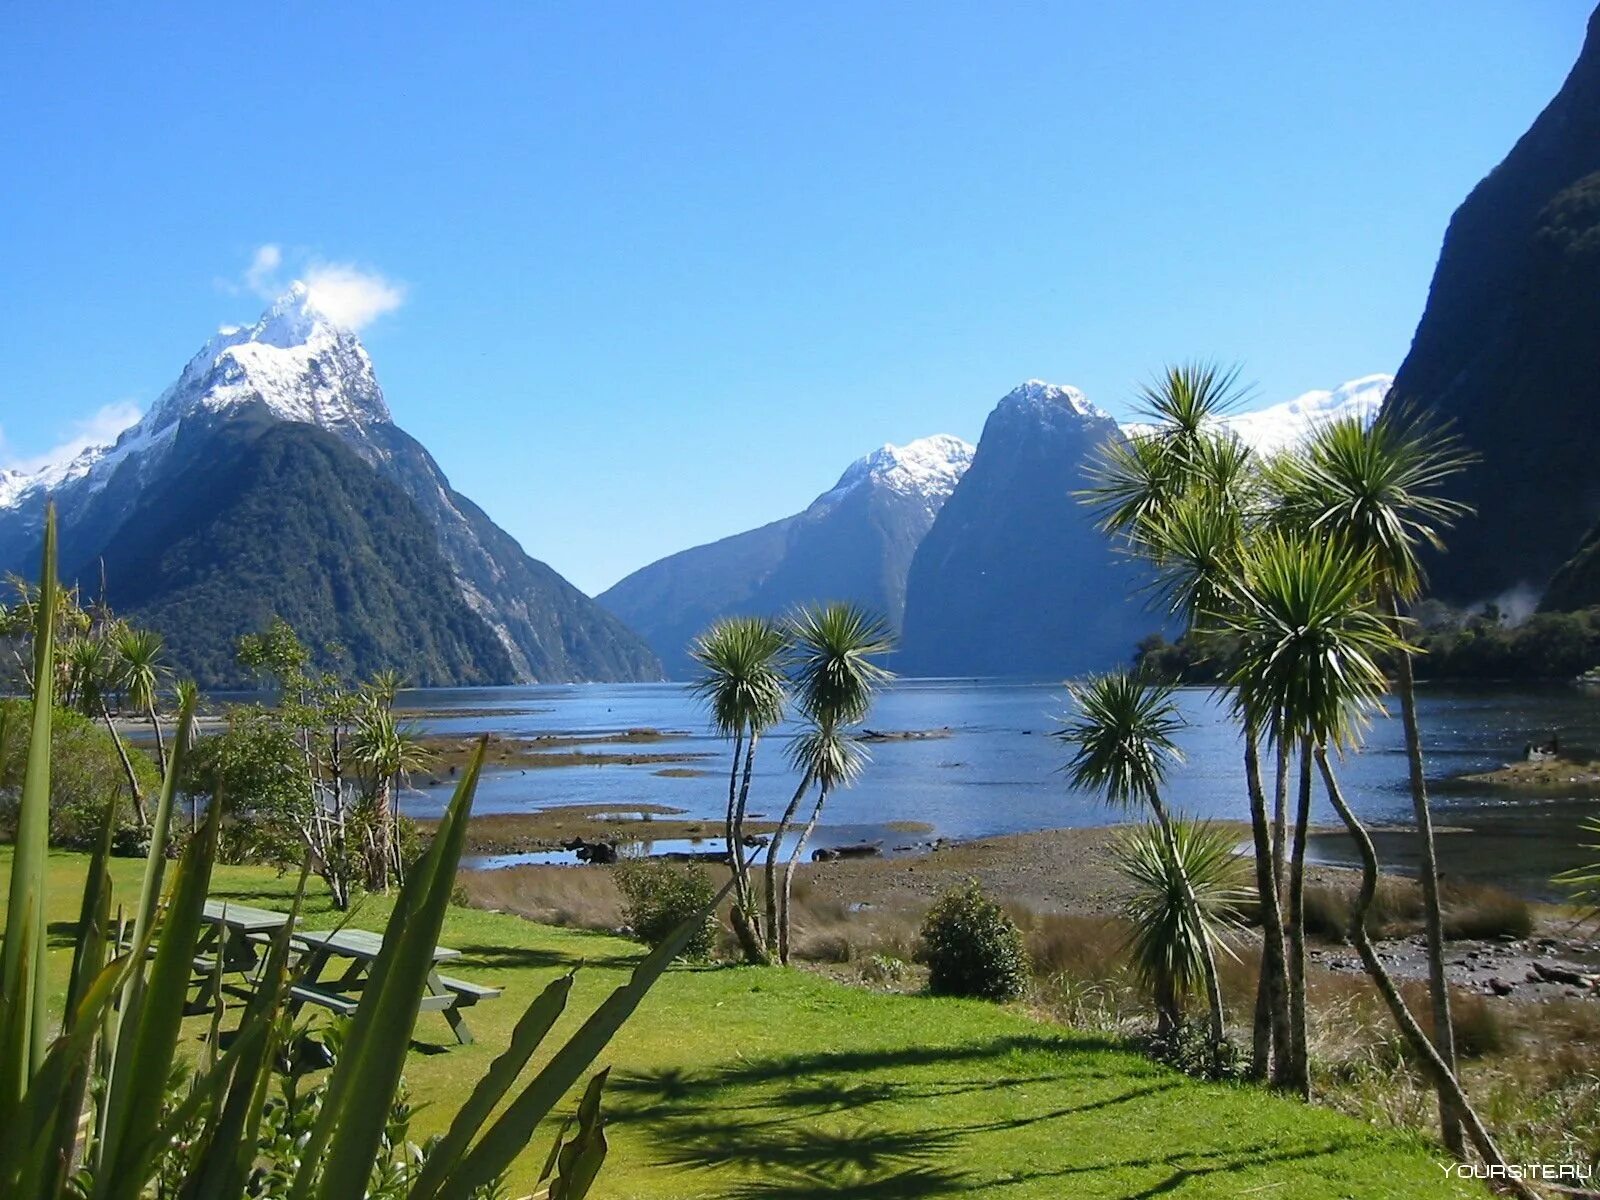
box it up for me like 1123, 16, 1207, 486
607, 1034, 1179, 1198
608, 1033, 1371, 1199
443, 941, 638, 972
980, 1137, 1362, 1199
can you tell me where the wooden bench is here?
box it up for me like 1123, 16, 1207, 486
436, 976, 502, 1006
289, 983, 456, 1016
290, 983, 361, 1017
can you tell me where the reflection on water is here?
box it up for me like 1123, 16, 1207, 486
399, 680, 1599, 896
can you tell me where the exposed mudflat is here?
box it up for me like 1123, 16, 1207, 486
423, 803, 777, 854
415, 729, 709, 782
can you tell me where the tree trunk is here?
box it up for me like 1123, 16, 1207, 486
1147, 796, 1226, 1057
779, 785, 830, 966
1287, 738, 1312, 1098
722, 726, 744, 896
1315, 748, 1533, 1197
728, 731, 770, 965
1389, 592, 1463, 1155
147, 703, 167, 780
762, 773, 812, 957
1154, 970, 1180, 1037
1245, 733, 1293, 1087
1271, 724, 1290, 900
98, 700, 147, 828
371, 777, 393, 893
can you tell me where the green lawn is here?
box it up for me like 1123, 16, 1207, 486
10, 849, 1478, 1199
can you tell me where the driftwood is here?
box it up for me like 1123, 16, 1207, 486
1529, 960, 1600, 990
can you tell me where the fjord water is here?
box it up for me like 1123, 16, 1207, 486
398, 680, 1599, 898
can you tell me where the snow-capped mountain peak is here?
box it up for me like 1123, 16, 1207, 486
147, 285, 391, 435
998, 379, 1109, 422
816, 433, 976, 513
0, 288, 394, 515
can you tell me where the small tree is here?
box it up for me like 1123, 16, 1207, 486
919, 880, 1030, 1002
348, 688, 429, 892
690, 616, 787, 963
1113, 819, 1249, 1039
236, 619, 364, 907
765, 603, 892, 965
1059, 673, 1228, 1062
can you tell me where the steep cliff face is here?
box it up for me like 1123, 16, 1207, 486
1387, 9, 1600, 603
91, 411, 517, 688
897, 382, 1157, 679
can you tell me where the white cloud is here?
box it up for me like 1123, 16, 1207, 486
230, 244, 406, 332
300, 262, 407, 330
245, 243, 282, 294
0, 401, 144, 475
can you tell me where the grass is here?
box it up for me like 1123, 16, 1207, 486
1300, 878, 1533, 943
7, 848, 1482, 1199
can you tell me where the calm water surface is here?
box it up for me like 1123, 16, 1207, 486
395, 681, 1599, 898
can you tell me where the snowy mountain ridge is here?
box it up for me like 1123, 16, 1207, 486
1120, 374, 1393, 453
0, 285, 390, 514
815, 434, 975, 514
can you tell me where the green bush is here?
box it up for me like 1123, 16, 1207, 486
0, 699, 160, 846
614, 860, 719, 960
918, 879, 1031, 1001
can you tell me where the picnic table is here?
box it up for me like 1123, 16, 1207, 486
197, 900, 295, 979
287, 927, 501, 1045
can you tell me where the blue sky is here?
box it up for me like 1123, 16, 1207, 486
0, 3, 1590, 593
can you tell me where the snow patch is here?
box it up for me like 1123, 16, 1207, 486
998, 379, 1109, 422
814, 433, 976, 513
1122, 374, 1392, 455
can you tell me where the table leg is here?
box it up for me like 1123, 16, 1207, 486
188, 923, 222, 1012
288, 947, 332, 1016
428, 968, 473, 1045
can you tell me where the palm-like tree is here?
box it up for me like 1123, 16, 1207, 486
349, 696, 430, 891
1272, 408, 1475, 1149
764, 603, 892, 965
64, 632, 148, 828
1059, 673, 1228, 1056
1113, 819, 1250, 1037
1082, 371, 1296, 1086
691, 616, 788, 963
114, 627, 169, 778
1219, 530, 1528, 1189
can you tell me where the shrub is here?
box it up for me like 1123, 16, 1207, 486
1303, 877, 1426, 942
1441, 883, 1535, 941
614, 859, 719, 960
918, 879, 1031, 1001
1143, 1019, 1249, 1081
1449, 992, 1513, 1058
0, 699, 160, 846
860, 954, 910, 987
